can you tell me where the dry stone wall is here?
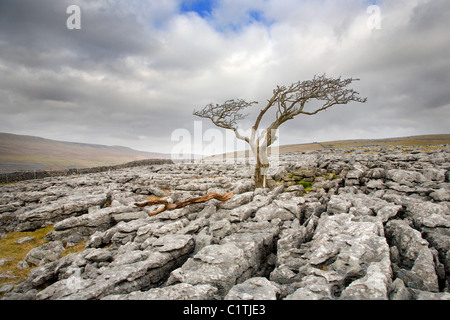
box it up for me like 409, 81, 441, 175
0, 159, 173, 184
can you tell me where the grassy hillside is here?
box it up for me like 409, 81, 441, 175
0, 132, 170, 173
320, 134, 450, 149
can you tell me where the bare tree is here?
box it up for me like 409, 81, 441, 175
194, 75, 367, 188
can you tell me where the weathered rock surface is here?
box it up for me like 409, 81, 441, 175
24, 241, 65, 266
275, 213, 391, 300
224, 277, 280, 300
1, 145, 449, 300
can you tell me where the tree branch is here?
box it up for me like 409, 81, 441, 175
193, 99, 256, 131
265, 74, 367, 131
135, 191, 234, 216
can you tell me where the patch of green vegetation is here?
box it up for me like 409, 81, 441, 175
417, 145, 447, 153
0, 155, 125, 173
0, 225, 53, 288
0, 182, 18, 186
0, 155, 74, 166
298, 180, 313, 190
61, 241, 87, 257
327, 173, 340, 180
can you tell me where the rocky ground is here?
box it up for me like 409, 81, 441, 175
0, 145, 449, 300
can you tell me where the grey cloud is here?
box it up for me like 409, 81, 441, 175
0, 0, 158, 71
409, 0, 450, 33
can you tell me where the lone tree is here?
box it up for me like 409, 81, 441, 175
194, 75, 367, 188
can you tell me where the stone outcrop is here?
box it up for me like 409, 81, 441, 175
1, 145, 449, 300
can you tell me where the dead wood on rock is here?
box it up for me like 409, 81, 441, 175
134, 191, 233, 216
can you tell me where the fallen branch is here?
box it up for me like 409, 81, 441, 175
134, 191, 233, 216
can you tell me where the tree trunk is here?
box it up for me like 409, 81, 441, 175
254, 149, 269, 188
254, 164, 264, 188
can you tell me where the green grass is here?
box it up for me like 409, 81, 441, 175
0, 155, 74, 165
0, 225, 89, 294
61, 241, 87, 257
0, 225, 53, 288
297, 180, 313, 190
0, 155, 125, 172
326, 173, 340, 180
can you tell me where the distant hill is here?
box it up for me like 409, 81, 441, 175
0, 132, 170, 173
206, 134, 450, 160
319, 134, 450, 149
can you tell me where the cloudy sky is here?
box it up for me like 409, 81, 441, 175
0, 0, 449, 155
